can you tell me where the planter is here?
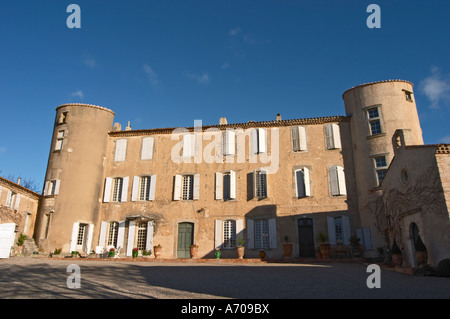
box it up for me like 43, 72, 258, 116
282, 244, 293, 258
259, 250, 266, 259
416, 251, 428, 266
392, 253, 402, 267
190, 246, 199, 259
132, 251, 138, 258
214, 250, 221, 259
154, 245, 162, 258
236, 246, 245, 259
319, 243, 331, 259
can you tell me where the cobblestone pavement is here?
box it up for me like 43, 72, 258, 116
1, 257, 449, 299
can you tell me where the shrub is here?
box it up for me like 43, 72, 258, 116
437, 259, 450, 277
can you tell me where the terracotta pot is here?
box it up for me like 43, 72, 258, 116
320, 243, 331, 259
416, 251, 428, 266
392, 253, 402, 267
236, 246, 245, 259
282, 244, 293, 258
154, 246, 162, 258
190, 246, 199, 259
259, 250, 266, 259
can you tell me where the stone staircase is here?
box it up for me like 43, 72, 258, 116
22, 238, 39, 256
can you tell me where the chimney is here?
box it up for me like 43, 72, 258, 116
17, 178, 21, 185
112, 122, 122, 131
219, 117, 228, 125
125, 121, 132, 131
276, 113, 282, 121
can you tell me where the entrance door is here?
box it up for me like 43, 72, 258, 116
298, 218, 315, 257
177, 222, 193, 258
0, 223, 16, 259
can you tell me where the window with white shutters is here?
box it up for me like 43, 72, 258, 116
295, 168, 311, 198
136, 222, 148, 250
223, 130, 236, 156
114, 139, 127, 162
223, 220, 236, 249
255, 170, 267, 199
182, 134, 195, 158
182, 175, 194, 200
55, 130, 65, 151
291, 126, 307, 152
112, 178, 123, 202
141, 137, 154, 160
329, 166, 346, 196
107, 222, 119, 247
254, 219, 269, 249
139, 176, 151, 201
77, 224, 87, 246
252, 128, 267, 154
325, 123, 341, 150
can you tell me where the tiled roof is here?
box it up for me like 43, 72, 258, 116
0, 176, 41, 199
108, 115, 350, 137
56, 103, 116, 115
405, 144, 450, 154
342, 79, 413, 99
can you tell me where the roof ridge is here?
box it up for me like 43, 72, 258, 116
342, 79, 413, 99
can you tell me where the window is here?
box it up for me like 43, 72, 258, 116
254, 170, 267, 199
107, 222, 119, 247
114, 139, 127, 162
139, 176, 151, 201
136, 222, 148, 251
215, 171, 237, 200
404, 90, 413, 102
173, 174, 200, 201
223, 130, 236, 156
327, 216, 351, 245
325, 123, 341, 149
295, 168, 311, 198
104, 177, 128, 203
112, 178, 123, 202
251, 128, 267, 154
182, 134, 195, 158
44, 180, 60, 196
6, 191, 16, 208
334, 217, 343, 245
141, 137, 154, 160
131, 175, 156, 201
366, 107, 383, 135
329, 166, 346, 196
58, 112, 68, 124
291, 126, 307, 152
223, 220, 236, 249
254, 219, 269, 249
77, 224, 87, 246
55, 130, 65, 151
374, 155, 388, 186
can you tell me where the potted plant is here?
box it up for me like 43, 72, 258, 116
414, 236, 428, 266
190, 244, 199, 259
318, 233, 330, 259
391, 239, 402, 267
71, 251, 78, 258
108, 247, 115, 258
153, 244, 162, 258
142, 249, 152, 258
282, 236, 293, 258
349, 235, 361, 257
132, 248, 138, 258
236, 234, 245, 259
15, 233, 27, 255
214, 248, 221, 259
259, 250, 266, 259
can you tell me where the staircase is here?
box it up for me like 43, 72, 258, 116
22, 238, 39, 256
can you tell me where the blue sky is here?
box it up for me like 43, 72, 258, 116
1, 0, 450, 189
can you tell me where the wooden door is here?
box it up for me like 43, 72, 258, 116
298, 218, 315, 257
177, 222, 193, 258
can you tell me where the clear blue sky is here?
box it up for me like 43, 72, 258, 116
1, 0, 450, 189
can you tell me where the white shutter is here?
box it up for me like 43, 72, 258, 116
246, 219, 255, 249
70, 222, 79, 253
342, 216, 351, 245
182, 134, 194, 157
85, 224, 94, 253
121, 176, 129, 202
43, 182, 49, 196
258, 128, 267, 153
148, 175, 156, 201
54, 180, 61, 195
325, 124, 334, 149
236, 219, 244, 244
131, 176, 139, 202
229, 170, 237, 199
193, 174, 200, 200
332, 123, 341, 149
5, 191, 11, 207
329, 166, 339, 196
146, 221, 154, 251
98, 221, 107, 247
114, 139, 127, 162
291, 126, 299, 151
224, 130, 236, 155
298, 126, 307, 151
295, 170, 305, 198
141, 137, 154, 160
0, 186, 2, 198
215, 172, 223, 200
173, 175, 182, 200
268, 218, 277, 249
117, 221, 125, 249
327, 216, 336, 245
214, 220, 223, 250
13, 195, 21, 210
126, 220, 136, 256
103, 178, 112, 202
251, 129, 259, 154
337, 166, 347, 195
303, 167, 311, 197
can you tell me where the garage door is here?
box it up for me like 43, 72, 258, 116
0, 223, 16, 258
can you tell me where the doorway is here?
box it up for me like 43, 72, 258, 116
298, 218, 315, 257
177, 222, 194, 258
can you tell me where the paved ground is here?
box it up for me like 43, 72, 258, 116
1, 256, 449, 300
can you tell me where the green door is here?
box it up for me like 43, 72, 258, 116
177, 222, 194, 258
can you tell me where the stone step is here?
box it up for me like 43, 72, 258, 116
22, 238, 38, 256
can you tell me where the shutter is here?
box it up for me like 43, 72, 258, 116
5, 191, 11, 207
193, 174, 200, 200
215, 172, 223, 200
329, 166, 339, 196
363, 228, 372, 250
246, 219, 255, 249
126, 220, 136, 256
173, 175, 182, 200
146, 221, 154, 251
303, 167, 311, 197
43, 181, 49, 196
117, 221, 125, 249
258, 128, 267, 153
149, 175, 156, 201
141, 137, 154, 160
325, 124, 334, 149
121, 176, 129, 202
332, 123, 341, 149
98, 221, 107, 247
337, 166, 347, 195
182, 134, 194, 157
236, 219, 244, 245
229, 170, 237, 199
342, 216, 351, 245
252, 170, 257, 199
103, 178, 112, 202
224, 130, 236, 155
54, 180, 61, 195
291, 126, 299, 151
131, 176, 139, 202
327, 216, 336, 245
268, 218, 277, 249
251, 129, 258, 154
298, 126, 307, 151
295, 170, 305, 198
86, 224, 94, 253
214, 220, 223, 250
70, 222, 79, 252
14, 195, 21, 210
114, 139, 127, 162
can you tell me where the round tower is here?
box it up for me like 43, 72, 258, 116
35, 103, 115, 253
342, 80, 424, 250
